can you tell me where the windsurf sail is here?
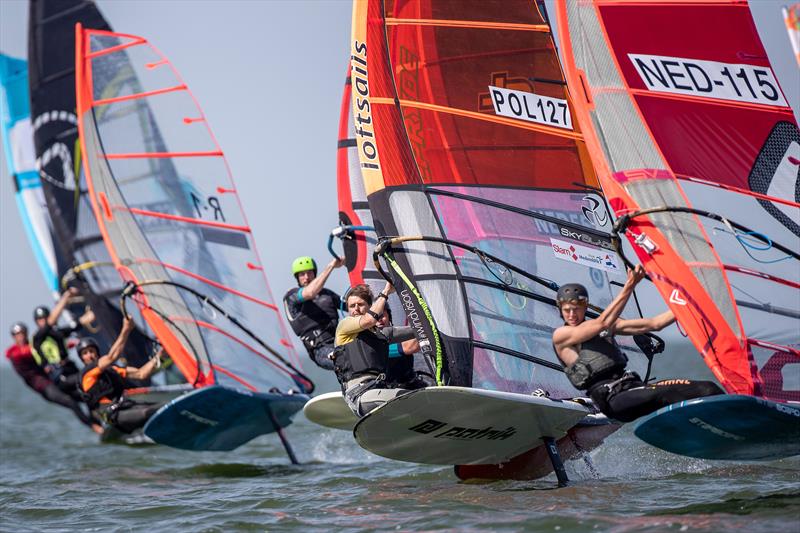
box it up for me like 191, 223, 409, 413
785, 3, 800, 67
74, 25, 312, 396
28, 0, 154, 363
335, 67, 405, 322
349, 0, 648, 396
556, 0, 800, 401
0, 54, 58, 295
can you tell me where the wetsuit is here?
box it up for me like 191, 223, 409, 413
5, 343, 93, 427
562, 332, 723, 422
333, 316, 422, 417
32, 323, 80, 392
283, 287, 342, 370
80, 363, 160, 434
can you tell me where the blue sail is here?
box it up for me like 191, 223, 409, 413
0, 54, 58, 294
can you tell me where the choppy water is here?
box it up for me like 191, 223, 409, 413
1, 366, 798, 532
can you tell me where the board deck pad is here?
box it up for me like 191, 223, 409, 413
303, 391, 357, 430
354, 386, 589, 465
143, 386, 307, 451
634, 395, 800, 460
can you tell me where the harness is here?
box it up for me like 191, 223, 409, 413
283, 288, 340, 353
331, 328, 390, 386
80, 361, 127, 410
562, 331, 628, 390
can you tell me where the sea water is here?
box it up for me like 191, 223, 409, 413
1, 365, 798, 532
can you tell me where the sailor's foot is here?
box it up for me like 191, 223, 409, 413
91, 423, 104, 435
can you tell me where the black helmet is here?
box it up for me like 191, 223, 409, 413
76, 337, 100, 356
556, 283, 588, 305
33, 306, 50, 320
10, 322, 27, 335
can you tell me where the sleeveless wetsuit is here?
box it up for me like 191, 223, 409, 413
333, 316, 421, 416
283, 287, 341, 370
561, 331, 723, 422
80, 363, 160, 433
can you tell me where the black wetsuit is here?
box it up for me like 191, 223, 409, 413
564, 332, 723, 422
333, 319, 422, 416
80, 362, 161, 434
283, 287, 341, 370
32, 323, 81, 394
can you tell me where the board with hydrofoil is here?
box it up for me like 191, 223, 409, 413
634, 395, 800, 460
143, 386, 308, 451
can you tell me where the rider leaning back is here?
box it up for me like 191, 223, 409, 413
552, 265, 723, 422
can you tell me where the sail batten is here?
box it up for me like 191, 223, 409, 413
75, 25, 307, 394
557, 0, 799, 401
350, 0, 649, 395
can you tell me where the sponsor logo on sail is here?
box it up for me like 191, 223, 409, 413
351, 41, 379, 171
581, 196, 609, 227
550, 237, 620, 272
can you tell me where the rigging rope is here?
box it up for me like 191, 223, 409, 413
120, 280, 315, 394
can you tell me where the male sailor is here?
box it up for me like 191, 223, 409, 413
552, 265, 723, 422
5, 322, 101, 433
283, 256, 345, 370
378, 306, 430, 389
332, 282, 425, 417
78, 317, 164, 434
31, 287, 93, 395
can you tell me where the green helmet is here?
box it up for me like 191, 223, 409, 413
291, 256, 317, 276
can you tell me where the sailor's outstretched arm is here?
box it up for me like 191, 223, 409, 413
301, 257, 344, 301
615, 310, 675, 335
48, 287, 79, 326
553, 265, 646, 348
126, 348, 163, 380
97, 317, 135, 371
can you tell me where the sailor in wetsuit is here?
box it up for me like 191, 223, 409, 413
283, 255, 345, 370
5, 322, 100, 432
31, 287, 94, 392
78, 317, 164, 434
332, 282, 424, 417
552, 265, 723, 422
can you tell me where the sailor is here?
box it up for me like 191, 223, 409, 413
78, 317, 164, 434
378, 306, 429, 389
332, 282, 422, 417
283, 255, 345, 370
31, 287, 93, 394
5, 322, 101, 433
552, 265, 723, 422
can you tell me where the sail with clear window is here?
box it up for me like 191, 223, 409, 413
556, 0, 799, 402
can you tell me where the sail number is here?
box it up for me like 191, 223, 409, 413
629, 54, 787, 107
190, 192, 226, 222
488, 86, 573, 130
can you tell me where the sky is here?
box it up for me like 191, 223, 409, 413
0, 0, 798, 371
0, 0, 355, 356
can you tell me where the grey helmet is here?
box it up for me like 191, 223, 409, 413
10, 322, 27, 335
76, 337, 100, 356
556, 283, 588, 305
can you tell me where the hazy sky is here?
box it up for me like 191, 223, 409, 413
1, 0, 797, 364
0, 0, 354, 352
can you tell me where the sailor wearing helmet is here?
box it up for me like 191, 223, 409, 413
552, 265, 722, 422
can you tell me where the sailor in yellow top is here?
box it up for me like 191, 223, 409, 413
332, 281, 424, 417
